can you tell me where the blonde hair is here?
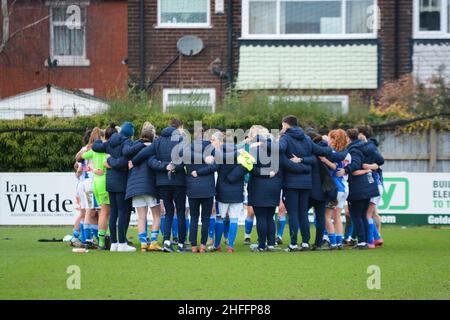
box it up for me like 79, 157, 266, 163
248, 125, 270, 141
88, 127, 102, 146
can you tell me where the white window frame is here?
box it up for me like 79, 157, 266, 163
156, 0, 212, 29
413, 0, 450, 38
241, 0, 378, 40
269, 95, 349, 113
47, 1, 90, 67
163, 88, 216, 113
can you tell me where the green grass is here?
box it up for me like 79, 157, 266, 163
0, 226, 449, 300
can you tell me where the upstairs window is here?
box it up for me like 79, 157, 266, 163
49, 2, 89, 66
415, 0, 450, 37
158, 0, 211, 28
243, 0, 378, 39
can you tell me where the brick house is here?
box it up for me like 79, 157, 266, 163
128, 0, 450, 113
0, 0, 128, 102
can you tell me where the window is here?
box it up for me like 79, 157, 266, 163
163, 89, 216, 113
158, 0, 211, 28
269, 95, 349, 113
49, 2, 89, 66
414, 0, 450, 37
243, 0, 378, 39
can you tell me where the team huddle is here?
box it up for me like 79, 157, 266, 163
71, 115, 385, 253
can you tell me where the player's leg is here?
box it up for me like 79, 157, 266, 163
199, 198, 214, 252
185, 197, 190, 244
298, 190, 311, 250
266, 207, 277, 250
283, 189, 300, 251
244, 205, 254, 245
253, 206, 268, 251
226, 203, 242, 253
117, 193, 135, 252
189, 197, 201, 252
173, 186, 187, 251
148, 201, 162, 251
212, 202, 226, 251
159, 186, 175, 252
276, 198, 287, 245
108, 192, 119, 252
325, 203, 336, 249
133, 197, 149, 252
207, 201, 217, 245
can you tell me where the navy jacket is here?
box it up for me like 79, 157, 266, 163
148, 127, 186, 187
185, 140, 219, 199
345, 140, 380, 201
310, 140, 331, 201
279, 127, 344, 190
361, 138, 385, 184
215, 143, 249, 203
92, 133, 130, 193
247, 138, 282, 207
124, 140, 158, 200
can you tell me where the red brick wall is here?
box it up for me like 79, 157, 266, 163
0, 0, 128, 99
128, 0, 242, 104
378, 0, 413, 82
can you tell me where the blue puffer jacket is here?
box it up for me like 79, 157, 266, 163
310, 140, 331, 201
148, 127, 186, 187
345, 140, 380, 201
247, 138, 283, 207
124, 140, 158, 200
92, 133, 130, 193
279, 127, 342, 190
185, 140, 219, 199
215, 143, 249, 203
361, 138, 385, 185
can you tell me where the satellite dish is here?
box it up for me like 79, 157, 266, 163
177, 35, 204, 57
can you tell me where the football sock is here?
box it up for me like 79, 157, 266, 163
329, 233, 337, 246
91, 224, 99, 241
98, 229, 107, 248
160, 215, 165, 235
373, 224, 381, 240
277, 216, 286, 238
244, 216, 254, 237
172, 215, 178, 239
209, 216, 216, 239
368, 218, 375, 245
80, 220, 86, 243
151, 230, 159, 242
72, 228, 80, 240
336, 234, 343, 245
185, 216, 190, 239
84, 223, 92, 242
214, 217, 224, 248
228, 218, 239, 248
139, 232, 148, 245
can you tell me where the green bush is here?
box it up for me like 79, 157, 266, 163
0, 88, 444, 172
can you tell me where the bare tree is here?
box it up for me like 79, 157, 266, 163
1, 0, 51, 54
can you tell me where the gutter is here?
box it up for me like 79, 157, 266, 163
139, 0, 145, 90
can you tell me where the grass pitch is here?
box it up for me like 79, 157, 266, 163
0, 225, 449, 300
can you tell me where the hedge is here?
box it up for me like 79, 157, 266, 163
0, 91, 448, 172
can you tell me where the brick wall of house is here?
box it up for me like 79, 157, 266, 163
0, 0, 128, 99
378, 0, 413, 82
128, 0, 242, 106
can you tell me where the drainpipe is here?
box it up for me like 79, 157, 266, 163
139, 0, 145, 90
394, 0, 400, 79
226, 0, 233, 84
